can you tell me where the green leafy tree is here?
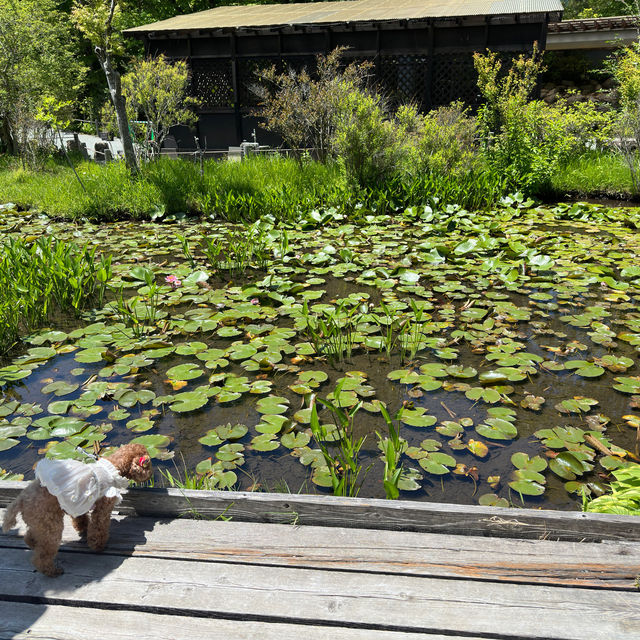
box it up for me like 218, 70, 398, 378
610, 43, 640, 193
563, 0, 633, 19
0, 0, 84, 163
121, 55, 199, 156
72, 0, 139, 174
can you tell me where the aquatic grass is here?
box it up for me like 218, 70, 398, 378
0, 236, 112, 354
301, 299, 363, 367
200, 221, 271, 276
109, 267, 163, 338
376, 405, 408, 500
310, 382, 372, 497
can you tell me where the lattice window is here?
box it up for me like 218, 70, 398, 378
431, 54, 479, 109
281, 55, 317, 76
238, 57, 276, 107
378, 55, 428, 107
190, 59, 234, 109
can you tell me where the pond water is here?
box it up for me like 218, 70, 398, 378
2, 199, 640, 510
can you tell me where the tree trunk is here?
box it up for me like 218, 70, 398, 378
96, 46, 139, 175
0, 116, 16, 155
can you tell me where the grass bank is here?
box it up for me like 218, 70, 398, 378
0, 154, 507, 222
549, 152, 636, 201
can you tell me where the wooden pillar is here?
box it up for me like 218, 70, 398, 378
231, 33, 242, 143
424, 22, 434, 111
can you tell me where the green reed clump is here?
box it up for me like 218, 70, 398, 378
310, 382, 372, 497
376, 405, 408, 500
301, 299, 364, 367
0, 236, 112, 354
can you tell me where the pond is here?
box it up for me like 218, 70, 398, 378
1, 198, 640, 510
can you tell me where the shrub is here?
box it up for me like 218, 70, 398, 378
405, 101, 479, 177
254, 47, 372, 161
334, 90, 409, 187
474, 47, 548, 192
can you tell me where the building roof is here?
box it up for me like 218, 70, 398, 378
125, 0, 563, 34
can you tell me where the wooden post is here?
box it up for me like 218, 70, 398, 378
231, 33, 242, 143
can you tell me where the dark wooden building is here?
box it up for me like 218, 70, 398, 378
126, 0, 563, 149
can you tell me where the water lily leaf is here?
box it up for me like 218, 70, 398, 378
170, 391, 209, 412
564, 360, 604, 378
467, 439, 489, 458
47, 400, 72, 415
215, 442, 244, 465
549, 451, 585, 480
311, 465, 333, 487
465, 387, 501, 404
74, 348, 105, 364
256, 395, 289, 415
216, 423, 248, 440
281, 431, 311, 449
475, 418, 517, 440
446, 365, 477, 379
126, 417, 155, 432
299, 370, 328, 387
130, 434, 171, 459
508, 479, 545, 496
436, 421, 464, 437
478, 493, 509, 507
166, 363, 203, 381
256, 414, 290, 434
41, 381, 79, 397
521, 395, 545, 411
0, 438, 19, 451
199, 430, 223, 447
613, 376, 640, 394
249, 380, 273, 394
512, 452, 547, 472
397, 467, 422, 491
251, 434, 280, 451
401, 408, 437, 428
555, 397, 598, 414
419, 452, 456, 475
216, 390, 242, 403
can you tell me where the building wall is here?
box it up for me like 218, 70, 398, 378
144, 17, 551, 149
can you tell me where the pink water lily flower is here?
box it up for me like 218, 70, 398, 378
165, 275, 182, 289
250, 298, 259, 305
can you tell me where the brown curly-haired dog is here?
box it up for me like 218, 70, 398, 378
2, 443, 152, 577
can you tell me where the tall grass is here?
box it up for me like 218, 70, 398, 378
549, 151, 635, 199
0, 236, 112, 355
0, 155, 345, 222
0, 153, 508, 222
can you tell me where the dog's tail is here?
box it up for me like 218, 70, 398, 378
2, 496, 22, 532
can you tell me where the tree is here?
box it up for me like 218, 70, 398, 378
0, 0, 84, 162
72, 0, 139, 174
121, 55, 198, 157
254, 48, 372, 161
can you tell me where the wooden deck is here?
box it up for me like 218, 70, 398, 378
1, 483, 640, 639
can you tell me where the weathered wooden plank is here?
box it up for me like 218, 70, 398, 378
1, 548, 639, 640
3, 510, 639, 589
1, 481, 638, 542
0, 602, 467, 640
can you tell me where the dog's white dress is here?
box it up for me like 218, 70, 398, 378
35, 458, 129, 518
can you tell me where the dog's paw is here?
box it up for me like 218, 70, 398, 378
87, 536, 107, 552
41, 565, 64, 578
